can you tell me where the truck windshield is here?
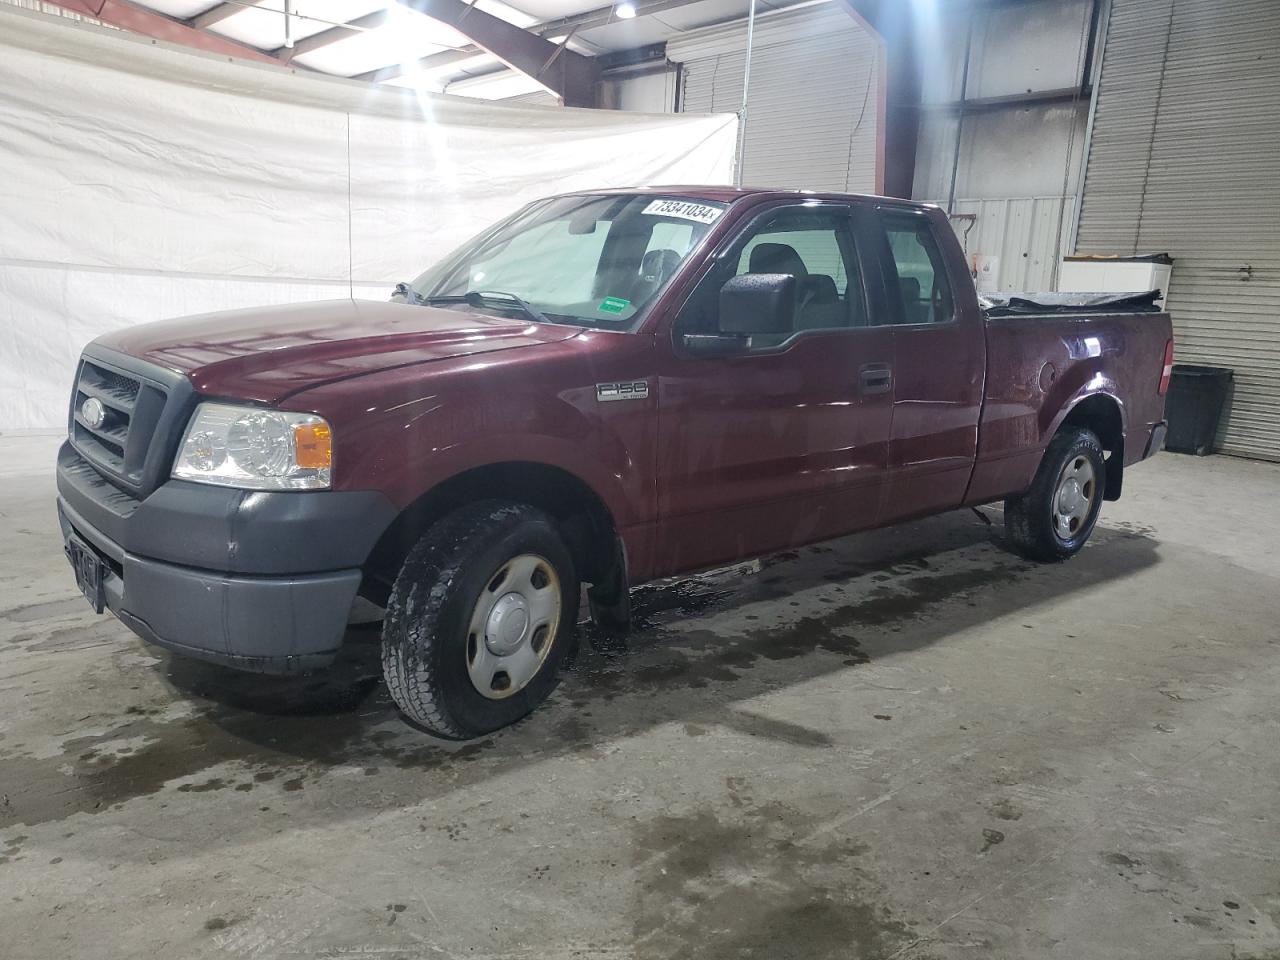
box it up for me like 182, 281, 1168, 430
406, 194, 728, 330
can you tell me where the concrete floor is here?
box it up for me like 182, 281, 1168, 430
1, 433, 1278, 960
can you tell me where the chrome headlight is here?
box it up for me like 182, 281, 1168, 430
173, 402, 332, 490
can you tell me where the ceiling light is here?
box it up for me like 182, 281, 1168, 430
615, 2, 637, 19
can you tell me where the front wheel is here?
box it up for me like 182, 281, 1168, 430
1004, 427, 1105, 562
381, 501, 579, 739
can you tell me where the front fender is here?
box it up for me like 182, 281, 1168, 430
387, 430, 641, 529
296, 336, 657, 530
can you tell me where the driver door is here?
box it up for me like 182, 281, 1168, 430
650, 202, 895, 578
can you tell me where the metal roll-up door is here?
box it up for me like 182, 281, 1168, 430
1076, 0, 1280, 460
669, 3, 881, 193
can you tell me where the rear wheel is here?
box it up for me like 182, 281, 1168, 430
381, 501, 578, 739
1004, 428, 1105, 562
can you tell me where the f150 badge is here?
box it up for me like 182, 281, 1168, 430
596, 380, 650, 402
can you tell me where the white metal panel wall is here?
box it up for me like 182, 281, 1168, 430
933, 196, 1078, 294
1077, 0, 1280, 460
915, 105, 1088, 202
966, 0, 1093, 100
599, 67, 679, 113
669, 2, 881, 192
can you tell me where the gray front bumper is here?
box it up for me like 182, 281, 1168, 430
56, 442, 396, 673
58, 496, 361, 672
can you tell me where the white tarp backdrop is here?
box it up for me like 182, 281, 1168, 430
0, 6, 738, 430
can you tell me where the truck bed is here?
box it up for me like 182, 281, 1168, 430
980, 289, 1164, 316
966, 295, 1173, 507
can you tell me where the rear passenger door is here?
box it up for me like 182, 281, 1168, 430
860, 206, 985, 522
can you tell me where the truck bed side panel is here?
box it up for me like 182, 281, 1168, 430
966, 311, 1172, 505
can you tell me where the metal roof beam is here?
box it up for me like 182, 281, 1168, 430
40, 0, 284, 65
394, 0, 600, 106
920, 87, 1091, 113
353, 47, 480, 85
533, 0, 707, 36
353, 0, 705, 88
190, 1, 249, 30
269, 9, 390, 60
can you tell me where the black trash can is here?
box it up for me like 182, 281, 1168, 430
1164, 364, 1233, 456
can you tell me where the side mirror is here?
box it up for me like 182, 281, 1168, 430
718, 273, 796, 336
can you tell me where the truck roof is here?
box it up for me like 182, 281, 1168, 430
564, 185, 935, 209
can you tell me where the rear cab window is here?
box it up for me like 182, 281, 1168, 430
875, 210, 956, 326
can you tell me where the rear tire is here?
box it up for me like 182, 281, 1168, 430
1004, 427, 1105, 562
381, 501, 579, 739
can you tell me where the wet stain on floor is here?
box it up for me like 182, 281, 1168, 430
631, 798, 912, 959
0, 518, 1159, 838
626, 578, 735, 631
570, 558, 1028, 711
0, 644, 496, 830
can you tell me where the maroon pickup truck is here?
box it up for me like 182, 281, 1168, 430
57, 187, 1173, 738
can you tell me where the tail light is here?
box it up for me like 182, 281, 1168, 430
1158, 339, 1174, 395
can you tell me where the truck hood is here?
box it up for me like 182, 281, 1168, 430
95, 299, 580, 403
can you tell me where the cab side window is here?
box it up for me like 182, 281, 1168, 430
738, 229, 849, 297
678, 207, 866, 348
879, 213, 955, 325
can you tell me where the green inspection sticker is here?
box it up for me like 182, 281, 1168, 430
598, 296, 630, 315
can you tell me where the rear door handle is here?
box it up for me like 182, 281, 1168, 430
859, 363, 893, 395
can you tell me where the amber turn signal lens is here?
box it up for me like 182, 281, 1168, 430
293, 422, 332, 470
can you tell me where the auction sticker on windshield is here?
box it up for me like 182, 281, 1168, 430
642, 199, 724, 225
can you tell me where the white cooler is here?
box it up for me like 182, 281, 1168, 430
1058, 254, 1173, 307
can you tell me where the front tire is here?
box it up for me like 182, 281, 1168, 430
381, 501, 579, 739
1004, 427, 1105, 562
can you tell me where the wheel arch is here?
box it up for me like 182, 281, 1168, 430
362, 460, 624, 604
1055, 392, 1126, 501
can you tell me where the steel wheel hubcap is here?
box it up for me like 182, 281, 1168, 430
466, 554, 560, 700
1053, 455, 1096, 540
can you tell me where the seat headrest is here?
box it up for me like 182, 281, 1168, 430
803, 275, 839, 303
900, 276, 922, 301
641, 248, 682, 284
749, 242, 808, 277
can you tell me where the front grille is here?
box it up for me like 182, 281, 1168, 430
73, 360, 140, 470
60, 444, 142, 517
69, 354, 179, 496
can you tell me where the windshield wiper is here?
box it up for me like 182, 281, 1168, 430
420, 290, 550, 326
468, 290, 551, 326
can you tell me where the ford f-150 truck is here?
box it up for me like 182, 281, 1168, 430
56, 187, 1174, 738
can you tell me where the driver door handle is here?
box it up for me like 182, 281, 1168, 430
859, 363, 893, 395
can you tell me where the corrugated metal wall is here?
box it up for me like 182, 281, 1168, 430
935, 196, 1078, 294
669, 3, 881, 192
910, 0, 1092, 296
1076, 0, 1280, 460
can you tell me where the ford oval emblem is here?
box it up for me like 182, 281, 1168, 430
81, 396, 106, 430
